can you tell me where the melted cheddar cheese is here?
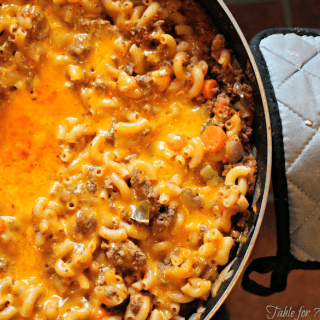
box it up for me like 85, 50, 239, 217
0, 0, 256, 319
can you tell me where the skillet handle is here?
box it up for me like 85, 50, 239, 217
241, 255, 293, 296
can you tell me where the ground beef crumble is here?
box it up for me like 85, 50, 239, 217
102, 240, 147, 271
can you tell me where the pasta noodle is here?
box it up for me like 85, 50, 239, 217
0, 0, 257, 319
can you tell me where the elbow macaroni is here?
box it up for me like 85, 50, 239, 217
0, 0, 257, 319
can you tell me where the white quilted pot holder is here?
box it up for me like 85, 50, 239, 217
242, 30, 320, 297
260, 33, 320, 263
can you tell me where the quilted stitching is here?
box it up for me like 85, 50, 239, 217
261, 34, 318, 69
278, 102, 316, 169
276, 52, 319, 89
286, 130, 320, 202
301, 36, 320, 52
285, 125, 319, 170
278, 100, 316, 128
260, 47, 299, 90
291, 243, 317, 262
302, 54, 320, 79
260, 34, 320, 262
287, 179, 318, 234
273, 66, 320, 128
262, 49, 319, 93
290, 206, 320, 262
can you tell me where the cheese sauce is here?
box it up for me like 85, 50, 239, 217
0, 1, 256, 319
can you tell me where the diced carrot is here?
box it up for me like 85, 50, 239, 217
167, 134, 188, 151
201, 79, 218, 99
91, 308, 110, 320
0, 219, 6, 233
201, 126, 227, 154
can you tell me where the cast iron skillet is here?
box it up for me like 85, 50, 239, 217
191, 0, 272, 318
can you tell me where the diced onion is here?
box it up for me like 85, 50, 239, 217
233, 82, 244, 98
131, 200, 150, 224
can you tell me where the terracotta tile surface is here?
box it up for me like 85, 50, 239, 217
290, 0, 320, 28
226, 2, 285, 41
